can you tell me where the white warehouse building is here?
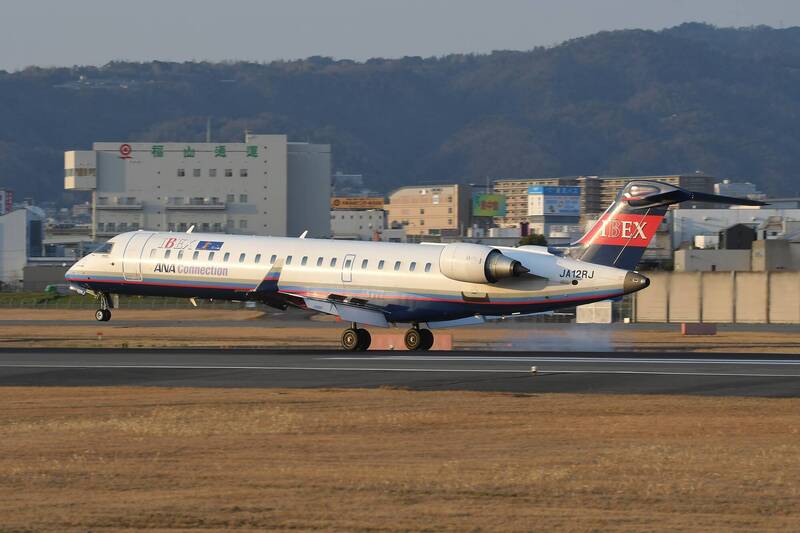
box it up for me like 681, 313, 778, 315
65, 134, 331, 240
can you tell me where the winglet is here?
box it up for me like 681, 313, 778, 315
299, 230, 308, 239
187, 225, 195, 234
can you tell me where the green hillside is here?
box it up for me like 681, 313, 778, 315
1, 23, 799, 201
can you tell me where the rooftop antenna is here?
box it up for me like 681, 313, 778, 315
206, 117, 211, 143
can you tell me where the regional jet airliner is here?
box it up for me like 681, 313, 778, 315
65, 180, 763, 350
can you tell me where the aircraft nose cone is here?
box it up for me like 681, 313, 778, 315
623, 271, 650, 294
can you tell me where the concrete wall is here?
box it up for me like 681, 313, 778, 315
674, 249, 751, 272
634, 271, 800, 324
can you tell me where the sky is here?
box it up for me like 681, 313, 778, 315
1, 0, 799, 71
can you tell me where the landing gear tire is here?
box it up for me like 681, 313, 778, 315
341, 328, 360, 351
404, 328, 422, 351
95, 309, 111, 322
356, 328, 371, 351
419, 329, 434, 351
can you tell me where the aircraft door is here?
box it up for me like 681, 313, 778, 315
341, 253, 356, 283
122, 232, 153, 281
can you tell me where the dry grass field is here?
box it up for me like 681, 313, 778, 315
0, 387, 799, 531
2, 309, 800, 352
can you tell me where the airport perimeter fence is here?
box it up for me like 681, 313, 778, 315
634, 271, 800, 324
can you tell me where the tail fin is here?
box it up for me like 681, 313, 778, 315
572, 180, 766, 270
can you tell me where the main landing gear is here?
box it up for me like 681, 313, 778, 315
341, 324, 371, 351
95, 292, 112, 322
339, 323, 434, 351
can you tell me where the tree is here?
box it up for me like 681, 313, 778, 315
518, 233, 547, 247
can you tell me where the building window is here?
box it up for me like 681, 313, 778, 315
225, 169, 233, 177
226, 219, 234, 228
240, 169, 248, 177
239, 253, 246, 263
420, 220, 425, 226
255, 254, 261, 264
425, 263, 432, 272
107, 222, 115, 231
193, 169, 201, 177
164, 250, 171, 259
378, 260, 385, 270
168, 223, 175, 231
316, 257, 324, 267
97, 222, 104, 232
201, 223, 210, 231
301, 256, 308, 266
239, 194, 248, 203
409, 261, 416, 272
394, 261, 401, 271
213, 222, 222, 232
179, 223, 187, 231
177, 169, 185, 177
223, 252, 230, 262
361, 259, 368, 269
270, 255, 277, 264
420, 208, 424, 214
226, 194, 235, 203
239, 219, 247, 229
330, 258, 337, 267
193, 251, 199, 260
286, 255, 292, 265
448, 207, 452, 214
209, 169, 217, 178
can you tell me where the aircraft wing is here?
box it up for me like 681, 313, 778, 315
285, 292, 390, 328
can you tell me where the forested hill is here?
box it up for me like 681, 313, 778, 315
2, 22, 800, 202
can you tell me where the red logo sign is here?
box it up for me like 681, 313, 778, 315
579, 214, 663, 247
119, 144, 132, 159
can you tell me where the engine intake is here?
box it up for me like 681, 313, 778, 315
439, 243, 529, 284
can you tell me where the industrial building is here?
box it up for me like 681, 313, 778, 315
64, 134, 331, 240
385, 184, 471, 237
0, 207, 45, 289
330, 209, 386, 240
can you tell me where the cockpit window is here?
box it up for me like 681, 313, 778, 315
94, 242, 114, 254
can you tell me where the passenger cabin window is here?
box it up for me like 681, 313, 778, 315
164, 250, 171, 259
255, 254, 261, 264
177, 250, 184, 260
330, 258, 337, 267
361, 259, 368, 269
394, 261, 401, 271
344, 258, 352, 269
409, 261, 416, 272
286, 256, 293, 265
301, 256, 308, 266
378, 260, 385, 270
316, 257, 323, 267
149, 249, 157, 258
425, 263, 432, 273
208, 252, 215, 261
193, 251, 199, 260
239, 253, 246, 263
223, 252, 230, 262
270, 255, 277, 264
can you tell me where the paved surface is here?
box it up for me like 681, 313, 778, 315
1, 349, 800, 396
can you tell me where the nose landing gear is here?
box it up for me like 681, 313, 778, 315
95, 292, 112, 322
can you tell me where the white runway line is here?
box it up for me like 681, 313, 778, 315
329, 356, 800, 365
0, 363, 798, 378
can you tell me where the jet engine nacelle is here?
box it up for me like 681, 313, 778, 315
438, 243, 529, 284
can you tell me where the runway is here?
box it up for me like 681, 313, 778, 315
1, 349, 800, 396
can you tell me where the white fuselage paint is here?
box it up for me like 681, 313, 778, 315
66, 231, 631, 324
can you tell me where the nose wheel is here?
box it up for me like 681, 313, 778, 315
94, 292, 112, 322
341, 326, 371, 351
